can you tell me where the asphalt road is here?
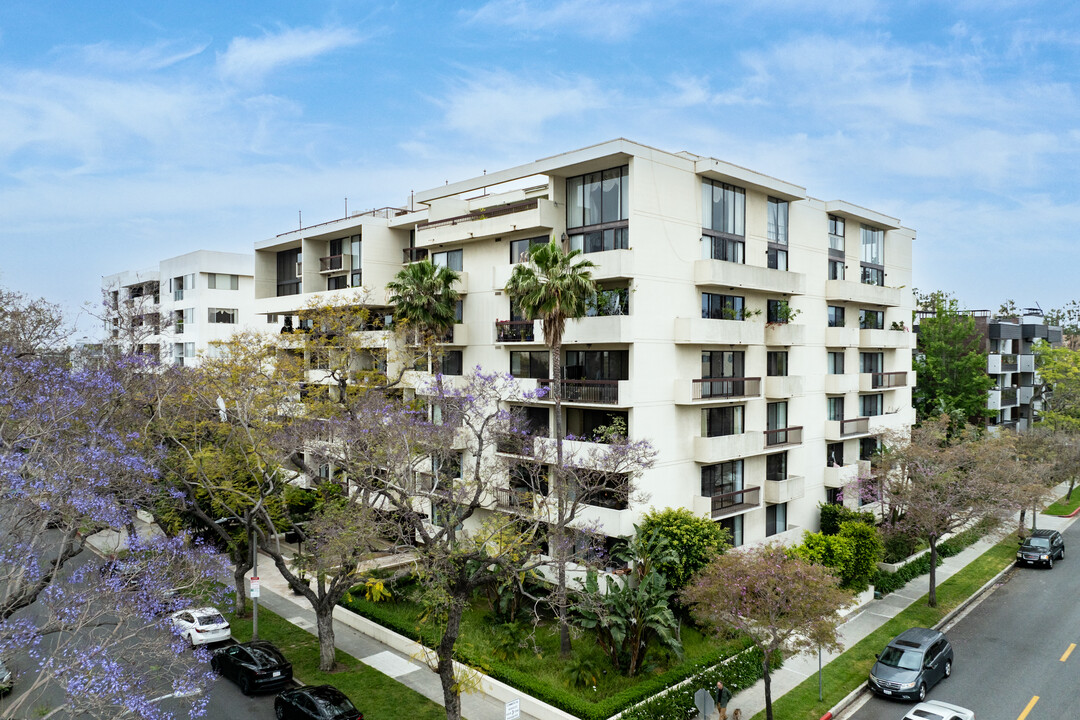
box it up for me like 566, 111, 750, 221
849, 520, 1080, 720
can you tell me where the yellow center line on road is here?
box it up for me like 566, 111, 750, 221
1018, 695, 1039, 720
1062, 643, 1076, 662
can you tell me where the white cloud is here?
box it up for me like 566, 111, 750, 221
217, 25, 361, 85
463, 0, 658, 40
65, 39, 209, 72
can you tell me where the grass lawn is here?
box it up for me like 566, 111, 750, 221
228, 608, 446, 720
749, 539, 1018, 720
1043, 490, 1080, 516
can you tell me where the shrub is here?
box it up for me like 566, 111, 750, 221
818, 503, 874, 536
638, 507, 729, 593
838, 521, 885, 592
791, 531, 853, 584
872, 523, 986, 596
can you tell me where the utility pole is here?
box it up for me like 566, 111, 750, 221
248, 509, 259, 641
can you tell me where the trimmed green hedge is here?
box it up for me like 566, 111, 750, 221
339, 594, 774, 720
872, 525, 986, 596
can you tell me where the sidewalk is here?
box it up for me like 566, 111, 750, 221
724, 490, 1080, 720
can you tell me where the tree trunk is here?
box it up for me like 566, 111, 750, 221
927, 536, 939, 608
551, 335, 572, 657
316, 600, 337, 672
233, 559, 252, 617
437, 599, 465, 720
1018, 507, 1027, 535
1067, 477, 1075, 501
763, 655, 773, 720
1031, 502, 1038, 530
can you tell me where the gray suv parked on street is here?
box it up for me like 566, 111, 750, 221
868, 627, 953, 702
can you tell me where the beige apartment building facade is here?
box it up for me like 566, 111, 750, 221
252, 139, 915, 547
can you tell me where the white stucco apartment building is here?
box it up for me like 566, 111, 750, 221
251, 139, 916, 547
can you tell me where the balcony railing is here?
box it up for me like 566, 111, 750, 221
870, 371, 907, 389
1001, 387, 1018, 407
496, 320, 535, 342
495, 436, 536, 456
403, 247, 429, 264
692, 377, 761, 400
537, 379, 619, 404
320, 255, 345, 273
1001, 354, 1018, 371
710, 486, 760, 519
765, 426, 803, 447
495, 487, 532, 510
417, 199, 540, 231
840, 417, 870, 436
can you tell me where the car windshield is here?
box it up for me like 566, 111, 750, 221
313, 691, 356, 717
878, 646, 923, 670
911, 711, 945, 720
248, 646, 284, 666
1026, 537, 1050, 549
196, 613, 226, 626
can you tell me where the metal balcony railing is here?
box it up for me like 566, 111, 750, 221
765, 426, 803, 447
495, 487, 532, 510
710, 486, 761, 519
495, 320, 534, 342
537, 379, 619, 404
840, 417, 870, 436
870, 371, 907, 389
692, 377, 761, 400
417, 199, 540, 231
320, 255, 344, 273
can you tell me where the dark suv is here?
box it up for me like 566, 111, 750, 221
868, 627, 953, 702
1016, 529, 1064, 568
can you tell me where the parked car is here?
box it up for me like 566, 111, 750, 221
0, 658, 11, 695
867, 627, 953, 702
274, 685, 363, 720
211, 640, 292, 695
168, 607, 231, 646
902, 699, 975, 720
1016, 528, 1064, 568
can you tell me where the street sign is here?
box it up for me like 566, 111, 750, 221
504, 698, 520, 720
693, 688, 715, 719
250, 576, 260, 598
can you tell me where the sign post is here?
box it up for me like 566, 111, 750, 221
250, 576, 261, 598
504, 699, 520, 720
693, 688, 715, 720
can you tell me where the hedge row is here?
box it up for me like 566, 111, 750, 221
872, 525, 986, 596
339, 593, 771, 720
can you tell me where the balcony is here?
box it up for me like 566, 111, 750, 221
823, 461, 868, 489
765, 426, 802, 448
416, 198, 559, 246
1019, 354, 1036, 373
434, 324, 468, 345
987, 388, 1001, 411
319, 255, 346, 274
859, 371, 908, 391
859, 328, 913, 349
764, 475, 805, 504
674, 317, 765, 345
495, 320, 539, 343
825, 374, 859, 394
494, 487, 533, 512
707, 486, 762, 520
563, 315, 633, 344
536, 379, 624, 405
824, 279, 902, 306
825, 327, 860, 346
764, 375, 802, 398
693, 432, 764, 464
764, 322, 805, 346
825, 417, 870, 441
1000, 386, 1018, 408
692, 377, 762, 401
694, 259, 806, 295
988, 353, 1019, 374
868, 408, 914, 434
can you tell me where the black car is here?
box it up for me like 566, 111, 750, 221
868, 627, 953, 702
275, 685, 363, 720
211, 641, 292, 695
1016, 528, 1065, 568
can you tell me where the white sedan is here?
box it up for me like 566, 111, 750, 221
169, 607, 231, 646
902, 700, 975, 720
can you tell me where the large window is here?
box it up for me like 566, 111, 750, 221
701, 233, 744, 263
828, 259, 845, 280
767, 401, 788, 431
827, 351, 845, 375
827, 396, 845, 421
701, 459, 743, 497
510, 350, 549, 379
566, 408, 628, 443
860, 352, 884, 374
702, 350, 744, 379
327, 275, 348, 291
702, 179, 745, 236
766, 503, 787, 536
510, 236, 546, 264
859, 309, 884, 330
350, 236, 362, 287
828, 306, 846, 327
432, 249, 463, 272
860, 437, 880, 461
439, 350, 463, 376
860, 225, 884, 286
766, 452, 787, 481
276, 249, 301, 296
719, 515, 743, 547
175, 308, 193, 333
828, 214, 845, 251
207, 273, 239, 290
585, 286, 630, 317
767, 198, 788, 244
860, 393, 884, 417
702, 405, 744, 437
767, 351, 788, 377
702, 293, 746, 320
207, 308, 237, 324
564, 349, 628, 381
827, 442, 844, 467
567, 166, 628, 229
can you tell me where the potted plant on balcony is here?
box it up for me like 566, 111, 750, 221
766, 299, 801, 327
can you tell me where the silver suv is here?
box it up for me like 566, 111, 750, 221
868, 627, 953, 702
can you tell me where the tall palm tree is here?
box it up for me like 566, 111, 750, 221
387, 259, 461, 392
506, 238, 597, 656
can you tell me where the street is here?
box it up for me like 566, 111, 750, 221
849, 520, 1080, 720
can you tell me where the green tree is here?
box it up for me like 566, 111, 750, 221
505, 238, 597, 656
837, 520, 884, 592
637, 507, 729, 593
387, 259, 461, 389
1035, 343, 1080, 430
913, 295, 994, 426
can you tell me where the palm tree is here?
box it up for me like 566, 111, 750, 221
387, 259, 461, 393
506, 238, 597, 656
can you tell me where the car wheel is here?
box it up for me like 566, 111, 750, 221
1049, 555, 1054, 569
239, 674, 252, 696
274, 702, 286, 720
917, 683, 927, 702
187, 633, 196, 649
210, 658, 221, 675
1061, 546, 1065, 560
944, 660, 952, 678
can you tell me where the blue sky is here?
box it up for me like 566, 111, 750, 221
3, 1, 1079, 331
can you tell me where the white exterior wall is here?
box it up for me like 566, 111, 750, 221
251, 139, 916, 547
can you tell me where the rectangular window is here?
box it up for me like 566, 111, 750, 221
175, 308, 194, 333
439, 350, 463, 376
276, 249, 301, 296
827, 396, 845, 422
767, 401, 787, 431
828, 259, 845, 280
828, 214, 845, 251
585, 287, 630, 317
860, 437, 880, 461
510, 350, 549, 379
766, 452, 787, 481
702, 350, 744, 379
266, 314, 278, 324
327, 275, 348, 291
767, 351, 788, 377
701, 459, 744, 496
565, 408, 628, 443
564, 350, 629, 380
826, 487, 842, 505
827, 351, 845, 375
767, 299, 791, 324
566, 166, 628, 229
859, 309, 884, 330
766, 503, 787, 536
860, 393, 884, 417
702, 405, 744, 437
510, 236, 547, 264
569, 227, 629, 254
719, 515, 743, 547
207, 273, 239, 290
207, 308, 237, 324
767, 246, 788, 271
860, 225, 884, 286
702, 293, 746, 320
860, 352, 884, 374
350, 236, 362, 287
827, 442, 844, 467
453, 299, 464, 323
701, 233, 744, 263
702, 179, 745, 236
767, 198, 788, 244
828, 306, 845, 327
522, 406, 550, 437
432, 249, 463, 272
